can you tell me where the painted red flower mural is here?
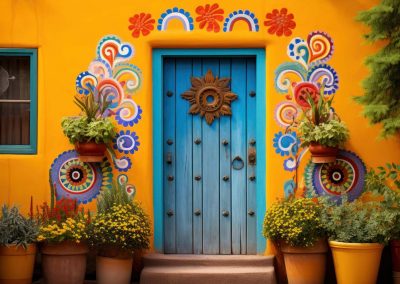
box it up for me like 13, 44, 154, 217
195, 3, 224, 32
128, 13, 155, 38
264, 8, 296, 37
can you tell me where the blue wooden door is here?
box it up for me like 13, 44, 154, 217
163, 56, 257, 255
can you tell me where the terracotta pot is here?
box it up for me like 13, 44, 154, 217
329, 241, 383, 284
0, 244, 36, 284
96, 255, 133, 284
41, 241, 88, 284
309, 142, 339, 163
280, 239, 328, 284
74, 142, 107, 162
391, 240, 400, 284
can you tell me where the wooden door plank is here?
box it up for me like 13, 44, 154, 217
201, 58, 220, 254
163, 58, 176, 253
231, 58, 247, 254
192, 59, 203, 254
219, 58, 232, 255
246, 58, 257, 254
175, 58, 193, 253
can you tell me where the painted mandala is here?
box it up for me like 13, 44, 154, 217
273, 131, 300, 156
305, 150, 366, 202
113, 130, 140, 154
50, 150, 113, 204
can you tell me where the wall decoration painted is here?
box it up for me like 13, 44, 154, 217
264, 8, 296, 37
272, 131, 300, 157
75, 35, 143, 173
195, 3, 224, 32
223, 10, 259, 32
157, 7, 194, 31
113, 130, 140, 154
117, 174, 136, 197
274, 101, 299, 128
50, 150, 113, 204
304, 150, 366, 202
181, 69, 237, 125
283, 179, 296, 197
128, 13, 155, 38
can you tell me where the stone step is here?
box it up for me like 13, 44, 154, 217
143, 254, 274, 267
140, 254, 276, 284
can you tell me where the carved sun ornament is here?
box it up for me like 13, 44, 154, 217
181, 69, 238, 125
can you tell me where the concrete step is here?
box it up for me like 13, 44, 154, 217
140, 254, 276, 284
143, 254, 274, 267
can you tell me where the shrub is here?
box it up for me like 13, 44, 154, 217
298, 119, 349, 147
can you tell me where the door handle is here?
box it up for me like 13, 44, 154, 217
232, 156, 244, 170
248, 147, 256, 166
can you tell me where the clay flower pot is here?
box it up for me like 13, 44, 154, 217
329, 241, 384, 284
75, 141, 107, 162
309, 142, 339, 163
280, 239, 328, 284
0, 243, 36, 284
391, 240, 400, 284
96, 247, 133, 284
41, 241, 88, 284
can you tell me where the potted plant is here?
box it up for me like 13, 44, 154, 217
61, 88, 116, 162
296, 89, 349, 163
87, 181, 151, 284
263, 197, 327, 284
0, 204, 38, 284
364, 163, 400, 283
320, 193, 397, 284
36, 190, 90, 284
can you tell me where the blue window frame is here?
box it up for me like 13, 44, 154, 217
0, 48, 37, 154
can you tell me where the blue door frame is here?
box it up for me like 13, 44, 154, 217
152, 48, 266, 254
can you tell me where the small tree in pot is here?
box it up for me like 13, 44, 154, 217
62, 88, 116, 162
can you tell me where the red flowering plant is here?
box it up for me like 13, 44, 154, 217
36, 182, 90, 244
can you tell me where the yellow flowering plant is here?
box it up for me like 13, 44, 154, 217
263, 197, 325, 247
36, 197, 89, 243
87, 181, 151, 256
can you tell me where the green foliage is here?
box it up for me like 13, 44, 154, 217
96, 182, 134, 213
61, 116, 116, 144
355, 0, 400, 137
298, 119, 349, 147
74, 90, 111, 122
88, 182, 151, 253
263, 197, 325, 247
0, 205, 38, 248
364, 163, 400, 238
320, 196, 397, 244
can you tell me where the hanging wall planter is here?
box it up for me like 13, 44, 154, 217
75, 141, 107, 162
308, 142, 339, 164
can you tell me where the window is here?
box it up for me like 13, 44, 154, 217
0, 49, 37, 154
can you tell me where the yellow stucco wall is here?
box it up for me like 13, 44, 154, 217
0, 0, 399, 253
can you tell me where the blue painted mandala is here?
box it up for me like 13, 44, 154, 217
50, 150, 113, 204
113, 130, 140, 154
273, 131, 300, 156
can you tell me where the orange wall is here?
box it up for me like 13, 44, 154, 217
0, 0, 399, 253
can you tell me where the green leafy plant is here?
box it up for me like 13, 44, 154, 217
298, 119, 349, 147
355, 0, 400, 138
320, 196, 397, 244
0, 205, 39, 249
289, 88, 349, 147
61, 88, 116, 144
263, 197, 325, 247
61, 116, 115, 144
364, 163, 400, 239
87, 182, 151, 255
